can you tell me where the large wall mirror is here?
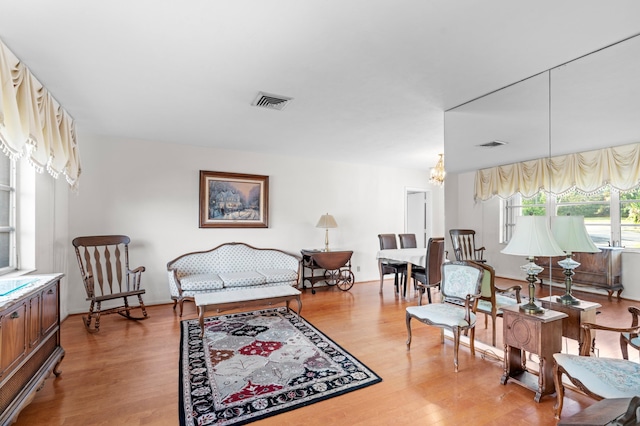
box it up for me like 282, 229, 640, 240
443, 33, 640, 350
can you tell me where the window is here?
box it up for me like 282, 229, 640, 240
503, 186, 640, 248
502, 193, 547, 242
0, 154, 16, 273
620, 188, 640, 248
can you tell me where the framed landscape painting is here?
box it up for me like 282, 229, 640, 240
199, 171, 269, 228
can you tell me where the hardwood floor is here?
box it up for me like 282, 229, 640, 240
14, 278, 637, 425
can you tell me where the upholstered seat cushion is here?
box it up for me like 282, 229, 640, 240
180, 273, 224, 291
554, 353, 640, 398
219, 271, 267, 287
257, 268, 299, 284
476, 294, 519, 313
407, 303, 476, 328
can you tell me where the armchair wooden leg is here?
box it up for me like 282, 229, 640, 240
452, 328, 460, 373
491, 315, 497, 347
405, 313, 413, 349
553, 362, 565, 419
469, 326, 476, 357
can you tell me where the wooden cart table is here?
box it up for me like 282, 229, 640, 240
301, 249, 355, 294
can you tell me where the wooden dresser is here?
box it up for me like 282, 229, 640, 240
0, 274, 64, 425
537, 247, 623, 299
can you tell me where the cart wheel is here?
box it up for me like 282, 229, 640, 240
324, 270, 339, 286
337, 270, 354, 291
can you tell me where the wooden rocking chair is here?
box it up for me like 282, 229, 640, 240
73, 235, 149, 332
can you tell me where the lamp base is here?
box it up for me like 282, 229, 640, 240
519, 260, 545, 314
520, 301, 544, 314
556, 293, 580, 305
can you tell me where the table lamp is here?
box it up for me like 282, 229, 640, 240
501, 215, 565, 314
551, 215, 600, 305
316, 213, 338, 252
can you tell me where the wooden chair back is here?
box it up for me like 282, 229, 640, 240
72, 235, 148, 332
414, 237, 445, 305
398, 233, 417, 248
73, 235, 137, 299
449, 229, 486, 262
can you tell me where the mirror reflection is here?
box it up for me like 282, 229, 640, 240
444, 33, 640, 350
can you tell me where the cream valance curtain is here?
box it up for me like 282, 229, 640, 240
0, 40, 80, 188
474, 142, 640, 201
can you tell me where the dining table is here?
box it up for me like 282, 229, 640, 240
376, 247, 426, 298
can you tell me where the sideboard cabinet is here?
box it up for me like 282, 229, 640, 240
0, 274, 64, 425
537, 247, 623, 299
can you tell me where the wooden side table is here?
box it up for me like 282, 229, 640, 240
500, 305, 567, 402
539, 296, 601, 354
301, 249, 354, 294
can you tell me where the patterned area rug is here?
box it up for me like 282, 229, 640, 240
179, 307, 382, 425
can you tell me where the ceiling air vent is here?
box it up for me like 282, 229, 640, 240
477, 140, 508, 148
251, 92, 293, 111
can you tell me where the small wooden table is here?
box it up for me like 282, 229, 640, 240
195, 286, 302, 337
301, 249, 354, 294
539, 296, 601, 354
501, 305, 567, 402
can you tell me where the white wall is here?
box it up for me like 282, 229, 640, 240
65, 134, 443, 314
446, 170, 640, 301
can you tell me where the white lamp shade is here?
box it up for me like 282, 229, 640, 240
551, 215, 600, 254
501, 215, 565, 257
316, 214, 338, 229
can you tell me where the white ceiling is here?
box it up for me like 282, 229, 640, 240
0, 1, 639, 172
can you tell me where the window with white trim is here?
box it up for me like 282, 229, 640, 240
502, 187, 640, 248
502, 193, 547, 243
0, 154, 16, 273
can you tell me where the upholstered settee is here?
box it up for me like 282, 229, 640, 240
167, 242, 301, 316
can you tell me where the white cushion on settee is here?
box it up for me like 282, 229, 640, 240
180, 273, 224, 291
218, 271, 266, 287
257, 269, 299, 284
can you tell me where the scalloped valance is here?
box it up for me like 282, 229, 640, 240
474, 142, 640, 201
0, 39, 80, 188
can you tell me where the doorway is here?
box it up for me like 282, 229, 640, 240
405, 188, 431, 248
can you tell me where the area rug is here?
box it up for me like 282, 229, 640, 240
179, 307, 382, 426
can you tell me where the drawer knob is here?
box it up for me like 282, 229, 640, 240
10, 311, 19, 319
47, 289, 54, 295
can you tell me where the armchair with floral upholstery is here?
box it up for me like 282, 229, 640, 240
406, 260, 483, 372
553, 313, 640, 419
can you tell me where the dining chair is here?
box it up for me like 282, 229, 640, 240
398, 233, 417, 248
406, 260, 484, 372
449, 229, 486, 263
412, 237, 445, 305
377, 234, 406, 295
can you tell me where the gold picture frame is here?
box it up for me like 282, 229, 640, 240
199, 171, 269, 228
